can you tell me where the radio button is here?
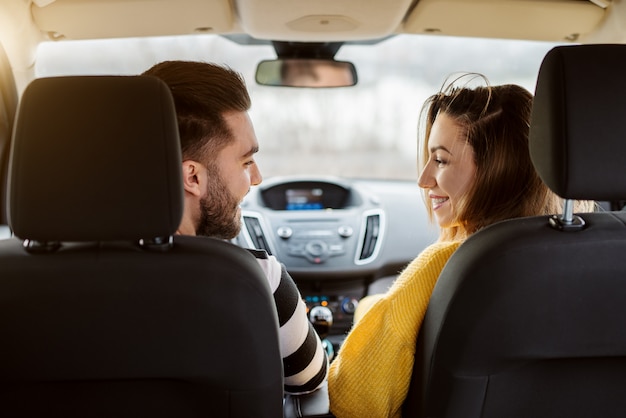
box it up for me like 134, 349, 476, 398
277, 226, 293, 239
337, 225, 353, 238
306, 240, 328, 256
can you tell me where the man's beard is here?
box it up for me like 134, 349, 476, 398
196, 168, 242, 240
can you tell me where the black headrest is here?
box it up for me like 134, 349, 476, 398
8, 76, 183, 242
529, 44, 626, 201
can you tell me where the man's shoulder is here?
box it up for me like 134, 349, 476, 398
246, 248, 270, 260
245, 248, 285, 292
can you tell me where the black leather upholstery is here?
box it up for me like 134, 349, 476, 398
8, 76, 183, 242
529, 44, 626, 201
0, 76, 283, 417
403, 44, 626, 418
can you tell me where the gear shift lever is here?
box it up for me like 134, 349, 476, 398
309, 305, 334, 361
309, 305, 333, 338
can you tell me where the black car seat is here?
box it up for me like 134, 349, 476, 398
0, 75, 283, 418
402, 44, 626, 418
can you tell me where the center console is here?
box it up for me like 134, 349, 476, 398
234, 176, 438, 348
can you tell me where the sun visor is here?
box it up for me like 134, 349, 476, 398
404, 0, 605, 42
32, 0, 234, 40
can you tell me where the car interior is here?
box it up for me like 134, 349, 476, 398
1, 0, 626, 417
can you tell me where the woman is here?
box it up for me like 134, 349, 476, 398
327, 75, 588, 418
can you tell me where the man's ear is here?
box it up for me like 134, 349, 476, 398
181, 160, 204, 197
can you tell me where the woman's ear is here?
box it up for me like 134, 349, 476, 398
181, 160, 204, 197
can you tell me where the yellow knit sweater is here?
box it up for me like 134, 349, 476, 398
328, 240, 461, 418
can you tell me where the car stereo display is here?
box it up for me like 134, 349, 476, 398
260, 181, 351, 210
285, 188, 324, 210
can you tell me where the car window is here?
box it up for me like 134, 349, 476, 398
35, 34, 562, 181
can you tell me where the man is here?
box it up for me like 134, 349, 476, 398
142, 60, 327, 394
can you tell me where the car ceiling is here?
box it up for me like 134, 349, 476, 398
27, 0, 609, 43
1, 0, 625, 90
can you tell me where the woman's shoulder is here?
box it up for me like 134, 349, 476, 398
398, 240, 462, 280
416, 240, 463, 263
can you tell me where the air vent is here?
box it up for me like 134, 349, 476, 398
355, 209, 385, 265
243, 215, 272, 255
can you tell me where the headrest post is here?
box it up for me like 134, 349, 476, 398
23, 240, 61, 254
548, 199, 585, 232
139, 236, 174, 252
562, 199, 574, 224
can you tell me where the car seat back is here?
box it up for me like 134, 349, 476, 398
403, 44, 626, 418
0, 76, 283, 418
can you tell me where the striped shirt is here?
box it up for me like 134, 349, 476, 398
249, 249, 328, 394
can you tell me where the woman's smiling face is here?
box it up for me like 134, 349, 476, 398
418, 112, 477, 229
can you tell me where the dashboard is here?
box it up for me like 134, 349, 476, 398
234, 176, 438, 348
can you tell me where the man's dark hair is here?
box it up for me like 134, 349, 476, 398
142, 60, 251, 162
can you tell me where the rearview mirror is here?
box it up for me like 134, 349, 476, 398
255, 59, 358, 88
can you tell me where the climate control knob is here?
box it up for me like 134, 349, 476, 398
341, 297, 359, 314
305, 240, 328, 256
277, 226, 293, 239
338, 225, 353, 238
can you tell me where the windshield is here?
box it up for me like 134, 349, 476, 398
35, 34, 562, 180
